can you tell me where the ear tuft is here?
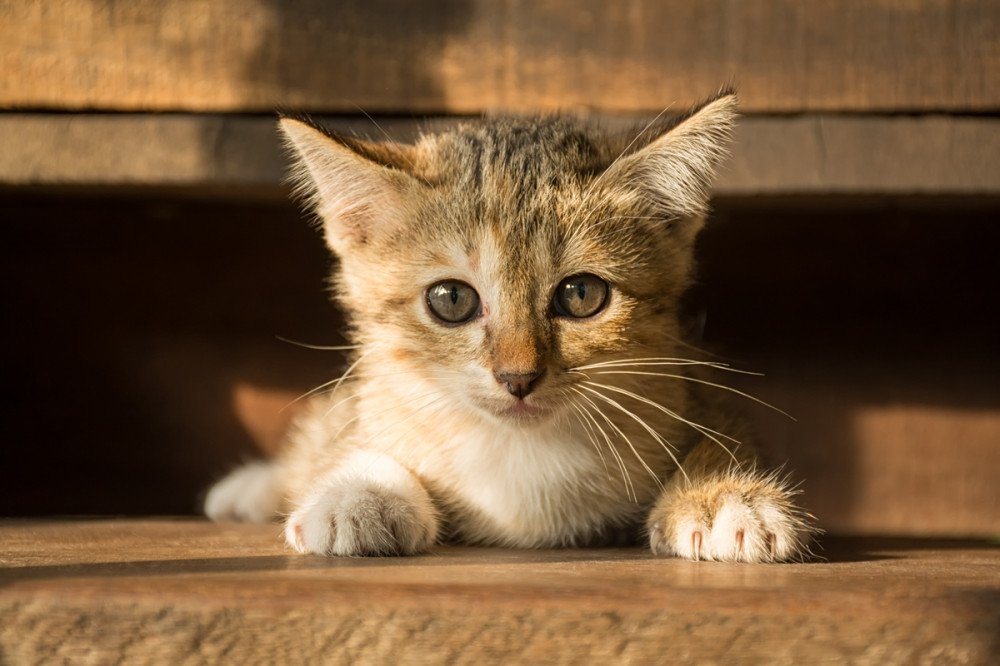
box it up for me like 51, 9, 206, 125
608, 91, 738, 220
278, 117, 418, 254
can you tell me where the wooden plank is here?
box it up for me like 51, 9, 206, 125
2, 114, 999, 194
1, 520, 998, 664
1, 0, 997, 113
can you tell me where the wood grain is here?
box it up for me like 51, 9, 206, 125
2, 0, 997, 113
1, 520, 998, 664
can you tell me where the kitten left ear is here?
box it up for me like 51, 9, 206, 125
279, 117, 421, 255
606, 91, 738, 229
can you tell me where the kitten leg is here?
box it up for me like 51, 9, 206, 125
647, 441, 813, 562
284, 450, 439, 557
204, 460, 284, 523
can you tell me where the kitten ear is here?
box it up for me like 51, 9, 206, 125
278, 117, 420, 254
606, 91, 738, 226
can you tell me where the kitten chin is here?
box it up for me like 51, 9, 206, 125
205, 90, 817, 561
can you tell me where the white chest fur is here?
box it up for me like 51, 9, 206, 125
415, 419, 646, 547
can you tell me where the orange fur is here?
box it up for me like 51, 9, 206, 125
204, 91, 816, 561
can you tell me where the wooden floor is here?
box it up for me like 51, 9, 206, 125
2, 519, 998, 664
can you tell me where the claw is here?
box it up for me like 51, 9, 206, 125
692, 530, 702, 561
766, 531, 776, 559
650, 523, 664, 555
735, 528, 745, 553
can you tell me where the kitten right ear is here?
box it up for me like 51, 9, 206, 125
278, 117, 420, 254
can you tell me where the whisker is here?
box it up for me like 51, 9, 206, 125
315, 370, 465, 421
327, 384, 451, 447
561, 106, 680, 242
581, 380, 741, 466
586, 370, 795, 421
565, 400, 611, 480
290, 365, 466, 414
577, 384, 688, 485
354, 390, 454, 451
574, 386, 670, 490
349, 103, 418, 172
569, 387, 636, 501
318, 368, 467, 385
275, 336, 360, 352
578, 106, 675, 210
282, 348, 373, 411
572, 357, 759, 375
586, 214, 662, 229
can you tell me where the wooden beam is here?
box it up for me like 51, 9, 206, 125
2, 0, 997, 113
2, 114, 998, 195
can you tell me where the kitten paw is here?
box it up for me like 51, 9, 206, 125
284, 453, 438, 556
647, 471, 812, 563
204, 461, 283, 523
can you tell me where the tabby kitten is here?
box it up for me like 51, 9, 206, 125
205, 90, 813, 562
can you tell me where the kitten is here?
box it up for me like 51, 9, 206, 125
205, 90, 814, 562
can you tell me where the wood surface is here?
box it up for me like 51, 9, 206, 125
1, 519, 998, 664
2, 0, 997, 113
3, 114, 999, 195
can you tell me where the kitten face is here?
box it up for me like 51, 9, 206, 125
280, 93, 737, 427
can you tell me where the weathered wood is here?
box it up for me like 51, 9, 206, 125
2, 114, 999, 194
1, 0, 997, 113
1, 520, 998, 664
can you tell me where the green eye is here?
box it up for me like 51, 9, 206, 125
426, 280, 481, 324
553, 274, 609, 318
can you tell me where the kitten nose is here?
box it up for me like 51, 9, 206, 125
494, 370, 544, 400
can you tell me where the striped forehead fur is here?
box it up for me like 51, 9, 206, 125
279, 90, 737, 252
278, 91, 738, 349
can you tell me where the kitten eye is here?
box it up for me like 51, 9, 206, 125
553, 274, 609, 319
426, 280, 481, 324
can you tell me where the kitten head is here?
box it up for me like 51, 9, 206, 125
280, 92, 736, 426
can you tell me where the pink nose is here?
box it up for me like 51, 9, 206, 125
494, 370, 543, 399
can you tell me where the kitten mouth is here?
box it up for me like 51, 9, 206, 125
492, 397, 551, 421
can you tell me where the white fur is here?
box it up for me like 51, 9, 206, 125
429, 419, 647, 547
204, 460, 282, 523
284, 450, 438, 556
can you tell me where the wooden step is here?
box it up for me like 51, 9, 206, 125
2, 114, 999, 195
2, 519, 998, 663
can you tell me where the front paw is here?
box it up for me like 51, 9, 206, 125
647, 471, 813, 563
284, 453, 438, 556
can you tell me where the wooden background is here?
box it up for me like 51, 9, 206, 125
3, 0, 998, 113
1, 0, 998, 538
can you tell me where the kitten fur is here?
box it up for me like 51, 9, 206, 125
204, 90, 814, 562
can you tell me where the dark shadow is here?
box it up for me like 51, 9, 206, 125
0, 189, 345, 515
4, 189, 999, 545
693, 195, 1000, 537
243, 0, 474, 114
0, 545, 654, 588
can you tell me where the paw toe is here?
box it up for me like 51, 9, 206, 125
648, 475, 813, 563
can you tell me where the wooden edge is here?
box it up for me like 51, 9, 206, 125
3, 114, 998, 195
